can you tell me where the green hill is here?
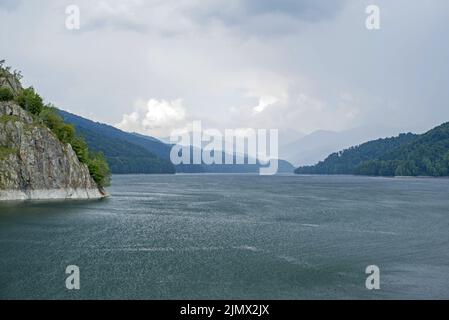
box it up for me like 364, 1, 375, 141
74, 126, 175, 174
295, 122, 449, 177
59, 111, 176, 174
61, 110, 295, 174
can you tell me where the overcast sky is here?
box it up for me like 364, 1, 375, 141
1, 0, 449, 140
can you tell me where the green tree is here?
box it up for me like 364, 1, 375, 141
87, 152, 111, 188
395, 160, 419, 176
55, 123, 76, 144
16, 87, 44, 115
0, 87, 14, 101
39, 106, 75, 144
39, 106, 62, 130
71, 137, 89, 164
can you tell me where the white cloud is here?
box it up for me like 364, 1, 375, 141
253, 95, 279, 114
117, 98, 187, 137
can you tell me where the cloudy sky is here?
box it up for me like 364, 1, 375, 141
1, 0, 449, 141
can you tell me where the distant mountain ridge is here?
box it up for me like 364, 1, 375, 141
60, 110, 172, 158
60, 110, 295, 174
60, 110, 176, 174
295, 122, 449, 177
280, 125, 405, 167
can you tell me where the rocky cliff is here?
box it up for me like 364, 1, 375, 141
0, 101, 105, 200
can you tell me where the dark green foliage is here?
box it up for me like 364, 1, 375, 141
38, 106, 62, 129
107, 157, 176, 174
296, 133, 416, 175
55, 123, 76, 144
87, 152, 111, 188
39, 106, 75, 144
59, 110, 172, 160
59, 110, 176, 174
71, 137, 89, 164
16, 87, 44, 115
58, 110, 293, 174
377, 122, 449, 176
74, 126, 176, 174
0, 87, 14, 101
296, 123, 449, 177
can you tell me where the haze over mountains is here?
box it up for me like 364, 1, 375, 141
296, 122, 449, 177
60, 110, 295, 174
279, 125, 413, 167
62, 107, 440, 177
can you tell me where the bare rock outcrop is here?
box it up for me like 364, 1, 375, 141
0, 101, 105, 201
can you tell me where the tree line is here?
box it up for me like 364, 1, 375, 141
295, 124, 449, 177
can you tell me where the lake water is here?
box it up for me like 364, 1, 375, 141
1, 174, 449, 299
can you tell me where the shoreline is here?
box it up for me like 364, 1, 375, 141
0, 188, 107, 202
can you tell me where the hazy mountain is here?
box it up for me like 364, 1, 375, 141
60, 110, 172, 160
278, 128, 305, 147
280, 125, 407, 167
61, 110, 295, 174
60, 110, 175, 174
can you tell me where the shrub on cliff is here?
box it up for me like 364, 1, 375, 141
0, 87, 14, 101
39, 106, 75, 144
55, 123, 76, 145
71, 137, 89, 164
87, 152, 111, 188
16, 87, 44, 115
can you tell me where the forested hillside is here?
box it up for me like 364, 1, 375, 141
59, 110, 175, 174
296, 122, 449, 177
61, 110, 295, 174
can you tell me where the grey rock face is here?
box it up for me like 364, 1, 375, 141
0, 69, 22, 95
0, 102, 105, 201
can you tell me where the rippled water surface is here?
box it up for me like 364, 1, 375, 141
1, 174, 449, 299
